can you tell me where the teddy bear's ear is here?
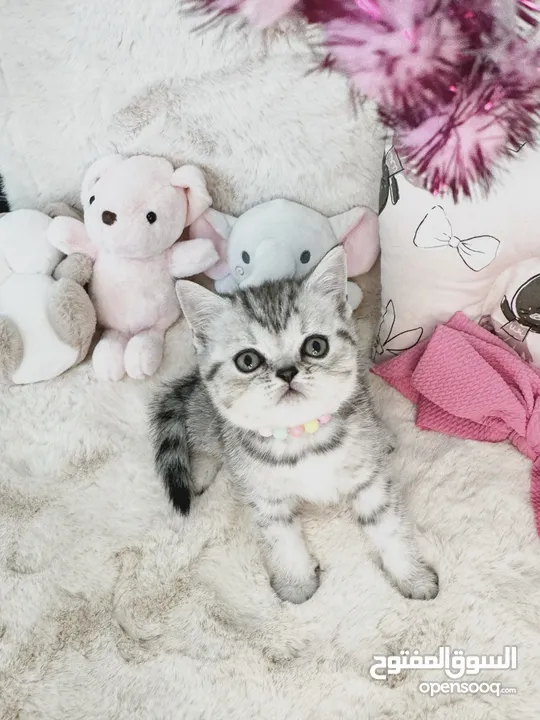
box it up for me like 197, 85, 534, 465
81, 154, 124, 204
171, 165, 212, 226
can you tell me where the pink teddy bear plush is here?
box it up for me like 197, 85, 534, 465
48, 154, 218, 381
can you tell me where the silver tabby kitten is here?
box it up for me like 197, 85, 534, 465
151, 248, 438, 604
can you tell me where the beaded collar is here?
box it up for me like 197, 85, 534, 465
258, 414, 332, 440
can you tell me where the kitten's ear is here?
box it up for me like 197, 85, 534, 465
304, 246, 348, 306
176, 280, 227, 340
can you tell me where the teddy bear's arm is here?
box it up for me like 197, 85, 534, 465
47, 217, 97, 260
168, 238, 219, 279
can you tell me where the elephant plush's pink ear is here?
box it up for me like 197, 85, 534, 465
188, 208, 238, 280
171, 165, 212, 226
329, 206, 380, 277
81, 154, 124, 205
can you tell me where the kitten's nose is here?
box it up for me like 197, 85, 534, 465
102, 210, 117, 226
276, 366, 298, 384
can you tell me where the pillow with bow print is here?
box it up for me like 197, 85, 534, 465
376, 142, 539, 364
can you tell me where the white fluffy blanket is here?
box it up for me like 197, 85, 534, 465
0, 0, 381, 216
1, 1, 539, 718
2, 279, 540, 719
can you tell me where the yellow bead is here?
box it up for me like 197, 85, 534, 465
304, 419, 319, 434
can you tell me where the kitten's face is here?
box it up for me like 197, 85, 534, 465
178, 248, 359, 430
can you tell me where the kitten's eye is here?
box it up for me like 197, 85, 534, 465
300, 250, 311, 264
89, 196, 95, 205
242, 251, 250, 264
146, 211, 157, 224
301, 335, 329, 359
234, 349, 264, 373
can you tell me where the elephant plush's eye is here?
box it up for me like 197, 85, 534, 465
300, 250, 311, 264
234, 349, 264, 373
301, 335, 329, 359
242, 251, 250, 264
89, 196, 95, 205
146, 211, 157, 224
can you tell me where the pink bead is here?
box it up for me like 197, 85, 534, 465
318, 414, 332, 425
289, 425, 305, 438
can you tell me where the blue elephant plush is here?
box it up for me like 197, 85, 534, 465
189, 199, 380, 309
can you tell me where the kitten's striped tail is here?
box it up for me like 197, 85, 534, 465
150, 377, 198, 515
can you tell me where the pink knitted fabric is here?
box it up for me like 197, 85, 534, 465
372, 312, 540, 536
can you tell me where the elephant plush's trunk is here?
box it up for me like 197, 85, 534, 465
242, 243, 296, 287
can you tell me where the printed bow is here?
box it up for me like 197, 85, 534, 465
413, 206, 500, 272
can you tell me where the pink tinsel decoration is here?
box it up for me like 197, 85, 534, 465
198, 0, 540, 199
200, 0, 298, 26
389, 38, 540, 198
393, 79, 515, 198
518, 0, 540, 26
308, 1, 470, 111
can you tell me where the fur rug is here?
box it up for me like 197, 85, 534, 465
1, 1, 539, 717
1, 273, 540, 719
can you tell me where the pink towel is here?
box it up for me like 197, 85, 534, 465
372, 312, 540, 536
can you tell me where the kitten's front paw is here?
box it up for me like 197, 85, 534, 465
124, 333, 163, 380
271, 566, 320, 605
395, 561, 439, 601
93, 338, 125, 381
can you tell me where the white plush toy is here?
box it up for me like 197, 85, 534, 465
190, 199, 380, 309
0, 209, 96, 384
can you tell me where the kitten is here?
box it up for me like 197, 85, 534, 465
150, 248, 438, 604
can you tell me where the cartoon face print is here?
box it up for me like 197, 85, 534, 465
501, 274, 540, 332
379, 147, 402, 214
481, 314, 534, 363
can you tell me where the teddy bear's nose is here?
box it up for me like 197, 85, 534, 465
102, 210, 117, 226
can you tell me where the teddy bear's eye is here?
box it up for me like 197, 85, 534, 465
242, 251, 250, 264
89, 196, 95, 205
146, 212, 157, 224
300, 250, 311, 264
